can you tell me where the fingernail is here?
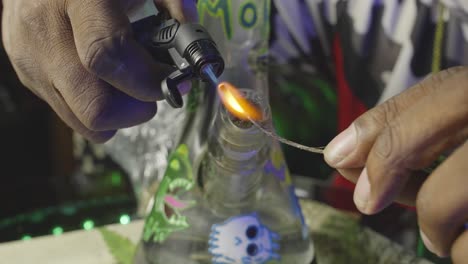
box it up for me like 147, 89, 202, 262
324, 124, 357, 167
420, 230, 442, 257
354, 168, 371, 214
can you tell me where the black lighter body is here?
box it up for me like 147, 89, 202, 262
131, 14, 225, 108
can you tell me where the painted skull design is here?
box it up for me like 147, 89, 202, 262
208, 214, 280, 264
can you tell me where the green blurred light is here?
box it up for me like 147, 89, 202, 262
31, 211, 44, 223
119, 214, 131, 225
21, 235, 32, 241
61, 206, 77, 216
52, 226, 63, 235
111, 172, 122, 186
83, 219, 94, 230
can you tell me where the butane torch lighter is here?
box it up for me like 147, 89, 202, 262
128, 1, 224, 108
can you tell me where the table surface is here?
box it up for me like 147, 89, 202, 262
0, 200, 433, 264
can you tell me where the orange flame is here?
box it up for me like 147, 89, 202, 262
217, 82, 263, 121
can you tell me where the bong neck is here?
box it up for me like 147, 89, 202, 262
200, 90, 270, 216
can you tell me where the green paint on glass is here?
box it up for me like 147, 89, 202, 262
239, 1, 258, 29
142, 144, 196, 243
262, 0, 271, 38
256, 0, 271, 55
120, 214, 131, 225
83, 219, 95, 230
198, 0, 233, 40
187, 82, 202, 113
170, 159, 181, 171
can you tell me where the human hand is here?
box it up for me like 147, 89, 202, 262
323, 66, 468, 261
1, 0, 197, 142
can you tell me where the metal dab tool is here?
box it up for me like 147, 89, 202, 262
249, 118, 325, 154
249, 118, 445, 173
250, 116, 448, 172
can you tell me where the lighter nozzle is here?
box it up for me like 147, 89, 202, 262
201, 64, 220, 88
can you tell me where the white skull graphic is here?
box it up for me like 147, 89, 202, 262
208, 213, 280, 264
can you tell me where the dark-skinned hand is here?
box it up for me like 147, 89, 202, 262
1, 0, 197, 142
324, 66, 468, 262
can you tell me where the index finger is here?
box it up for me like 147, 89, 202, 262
324, 67, 466, 169
360, 69, 468, 214
67, 0, 173, 101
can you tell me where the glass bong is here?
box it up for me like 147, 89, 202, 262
134, 0, 314, 263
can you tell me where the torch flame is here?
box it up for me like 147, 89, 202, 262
217, 82, 263, 121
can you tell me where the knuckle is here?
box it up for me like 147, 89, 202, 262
79, 92, 112, 131
15, 71, 34, 90
353, 115, 376, 139
378, 98, 401, 125
82, 30, 129, 77
9, 54, 41, 88
19, 3, 47, 27
355, 98, 398, 131
82, 36, 113, 74
9, 52, 28, 72
353, 98, 399, 141
18, 2, 64, 43
373, 121, 401, 161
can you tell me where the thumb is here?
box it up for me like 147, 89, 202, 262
155, 0, 198, 23
323, 66, 466, 169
